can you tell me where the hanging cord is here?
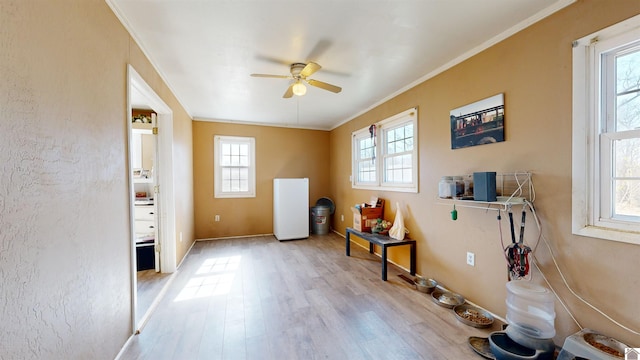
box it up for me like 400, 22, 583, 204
369, 124, 377, 163
513, 171, 535, 202
523, 199, 640, 336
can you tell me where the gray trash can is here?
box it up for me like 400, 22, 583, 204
311, 205, 330, 234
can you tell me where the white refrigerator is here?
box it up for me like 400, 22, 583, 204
273, 178, 309, 241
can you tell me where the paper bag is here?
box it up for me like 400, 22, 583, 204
388, 202, 405, 240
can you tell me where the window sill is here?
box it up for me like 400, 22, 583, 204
352, 184, 418, 193
573, 225, 640, 245
214, 193, 256, 199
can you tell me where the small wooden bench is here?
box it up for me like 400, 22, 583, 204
345, 227, 416, 281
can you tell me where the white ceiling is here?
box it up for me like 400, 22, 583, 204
109, 0, 574, 130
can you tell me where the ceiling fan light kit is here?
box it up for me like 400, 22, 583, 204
251, 61, 342, 98
292, 81, 307, 96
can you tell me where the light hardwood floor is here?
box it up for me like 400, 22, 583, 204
120, 233, 501, 359
137, 269, 173, 324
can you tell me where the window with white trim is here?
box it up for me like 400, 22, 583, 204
214, 135, 256, 198
352, 108, 418, 193
572, 14, 640, 244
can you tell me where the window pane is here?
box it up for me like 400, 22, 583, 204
358, 161, 376, 182
386, 123, 413, 155
616, 49, 640, 93
221, 143, 230, 166
221, 142, 250, 167
361, 146, 374, 159
221, 168, 230, 191
616, 92, 640, 131
612, 123, 640, 219
405, 124, 414, 137
395, 127, 404, 140
384, 167, 412, 183
239, 167, 248, 180
405, 137, 414, 151
239, 144, 249, 166
403, 169, 412, 182
614, 138, 640, 177
393, 169, 402, 181
616, 49, 640, 131
239, 179, 248, 192
220, 165, 250, 193
359, 137, 375, 160
613, 179, 640, 218
403, 154, 412, 167
384, 154, 412, 183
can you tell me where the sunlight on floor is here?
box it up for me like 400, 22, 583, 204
174, 255, 241, 302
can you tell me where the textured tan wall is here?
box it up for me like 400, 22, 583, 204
193, 121, 330, 239
0, 0, 194, 358
330, 0, 640, 346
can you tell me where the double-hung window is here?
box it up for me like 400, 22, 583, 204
352, 108, 418, 193
214, 135, 256, 198
572, 14, 640, 244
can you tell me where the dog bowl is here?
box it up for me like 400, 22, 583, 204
468, 336, 496, 359
431, 288, 465, 308
454, 304, 494, 328
414, 277, 437, 293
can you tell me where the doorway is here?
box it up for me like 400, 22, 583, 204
127, 65, 177, 332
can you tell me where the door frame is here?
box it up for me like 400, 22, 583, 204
127, 65, 177, 331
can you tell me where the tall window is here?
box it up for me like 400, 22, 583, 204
352, 108, 418, 193
214, 135, 256, 198
572, 14, 640, 244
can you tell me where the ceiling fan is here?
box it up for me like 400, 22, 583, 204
251, 62, 342, 98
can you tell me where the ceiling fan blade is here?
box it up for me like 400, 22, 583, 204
306, 79, 342, 93
300, 62, 321, 78
250, 74, 290, 79
254, 54, 291, 66
306, 39, 332, 62
283, 84, 294, 98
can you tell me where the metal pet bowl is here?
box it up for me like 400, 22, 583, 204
454, 304, 494, 328
431, 288, 465, 308
414, 277, 437, 293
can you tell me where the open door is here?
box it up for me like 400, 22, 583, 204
131, 120, 159, 272
151, 112, 160, 273
127, 65, 176, 332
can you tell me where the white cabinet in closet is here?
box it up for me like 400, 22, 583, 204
134, 205, 156, 240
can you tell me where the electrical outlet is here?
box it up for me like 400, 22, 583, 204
179, 232, 183, 242
341, 214, 344, 222
466, 252, 475, 266
215, 215, 220, 222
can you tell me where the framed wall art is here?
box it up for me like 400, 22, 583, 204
450, 93, 504, 149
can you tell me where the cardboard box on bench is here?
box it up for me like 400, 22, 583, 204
352, 199, 385, 232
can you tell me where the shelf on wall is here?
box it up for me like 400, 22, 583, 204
437, 172, 533, 212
